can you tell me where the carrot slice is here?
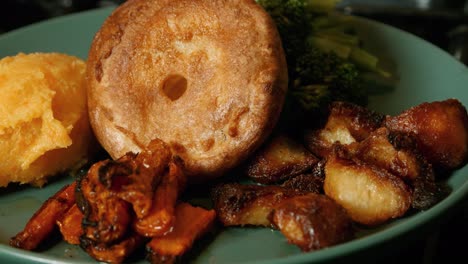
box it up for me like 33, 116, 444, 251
134, 162, 186, 237
10, 182, 76, 250
86, 232, 145, 264
146, 202, 216, 264
56, 203, 84, 245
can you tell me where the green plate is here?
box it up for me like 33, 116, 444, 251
0, 6, 467, 264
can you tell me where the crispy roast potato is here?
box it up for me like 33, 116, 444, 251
385, 99, 468, 171
305, 101, 384, 158
348, 127, 423, 181
245, 133, 319, 184
324, 149, 412, 226
269, 193, 354, 252
280, 161, 326, 193
345, 127, 448, 210
211, 183, 307, 227
211, 182, 353, 252
281, 173, 324, 194
411, 165, 450, 210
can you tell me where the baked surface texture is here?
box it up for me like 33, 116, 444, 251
87, 0, 288, 181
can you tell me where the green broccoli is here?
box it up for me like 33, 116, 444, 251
256, 0, 392, 127
293, 47, 366, 111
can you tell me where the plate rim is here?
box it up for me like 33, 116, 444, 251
0, 6, 467, 264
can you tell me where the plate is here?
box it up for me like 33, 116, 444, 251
1, 6, 468, 264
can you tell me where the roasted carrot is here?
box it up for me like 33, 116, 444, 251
146, 202, 216, 264
134, 162, 186, 237
86, 232, 145, 264
56, 203, 84, 245
10, 182, 76, 250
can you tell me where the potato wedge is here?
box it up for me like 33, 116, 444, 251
385, 99, 468, 170
211, 183, 307, 227
305, 101, 384, 158
324, 150, 412, 225
344, 128, 448, 210
270, 193, 353, 251
245, 133, 319, 184
349, 127, 422, 181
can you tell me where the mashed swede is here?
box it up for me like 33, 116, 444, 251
0, 53, 96, 187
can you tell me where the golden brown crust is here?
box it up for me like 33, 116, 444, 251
87, 0, 288, 181
269, 193, 354, 252
324, 149, 412, 226
304, 101, 384, 159
245, 133, 319, 184
385, 99, 468, 171
210, 183, 308, 227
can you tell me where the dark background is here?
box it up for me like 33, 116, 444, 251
0, 0, 467, 263
1, 0, 467, 65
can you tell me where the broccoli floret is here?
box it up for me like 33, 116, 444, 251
292, 48, 366, 113
256, 0, 391, 128
330, 61, 367, 105
256, 0, 311, 61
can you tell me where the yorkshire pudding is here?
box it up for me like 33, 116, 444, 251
87, 0, 288, 181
